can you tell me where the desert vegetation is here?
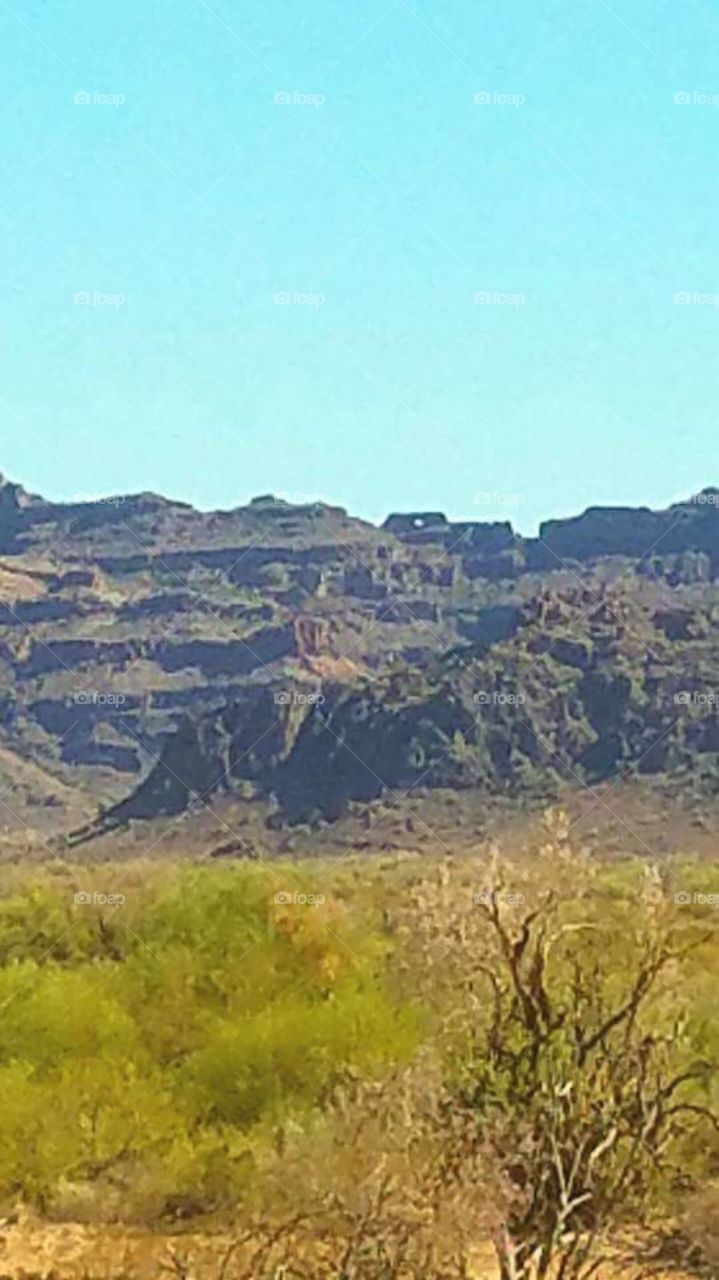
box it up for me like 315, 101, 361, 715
0, 814, 717, 1277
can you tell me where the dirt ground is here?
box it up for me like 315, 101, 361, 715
0, 1218, 701, 1280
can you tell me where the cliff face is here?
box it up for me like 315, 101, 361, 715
538, 493, 719, 565
381, 494, 719, 570
71, 580, 719, 836
1, 473, 719, 835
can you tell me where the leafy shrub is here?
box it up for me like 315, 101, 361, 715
0, 863, 418, 1219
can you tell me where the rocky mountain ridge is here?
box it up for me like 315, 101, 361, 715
0, 473, 718, 841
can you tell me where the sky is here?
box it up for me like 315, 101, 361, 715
1, 0, 718, 533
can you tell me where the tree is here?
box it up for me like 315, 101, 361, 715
458, 883, 718, 1280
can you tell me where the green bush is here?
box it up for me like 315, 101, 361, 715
0, 863, 419, 1218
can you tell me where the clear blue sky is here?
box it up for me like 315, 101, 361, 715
1, 0, 717, 532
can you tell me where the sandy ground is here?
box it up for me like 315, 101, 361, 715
0, 1219, 699, 1280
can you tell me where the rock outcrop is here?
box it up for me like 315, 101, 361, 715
0, 471, 717, 835
67, 579, 719, 836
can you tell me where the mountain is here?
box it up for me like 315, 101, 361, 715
0, 474, 718, 845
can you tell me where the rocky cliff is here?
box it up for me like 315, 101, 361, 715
0, 474, 718, 838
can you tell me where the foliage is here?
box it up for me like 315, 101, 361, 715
0, 833, 718, 1280
0, 862, 418, 1218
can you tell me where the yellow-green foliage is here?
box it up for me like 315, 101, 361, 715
0, 862, 419, 1215
0, 844, 717, 1236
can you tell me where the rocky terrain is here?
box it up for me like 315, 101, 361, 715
1, 472, 719, 848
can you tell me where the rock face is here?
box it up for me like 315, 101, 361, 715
0, 473, 44, 547
74, 577, 719, 835
382, 492, 719, 570
383, 512, 449, 534
0, 471, 718, 836
536, 491, 719, 566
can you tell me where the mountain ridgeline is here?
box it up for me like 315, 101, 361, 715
0, 473, 718, 840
